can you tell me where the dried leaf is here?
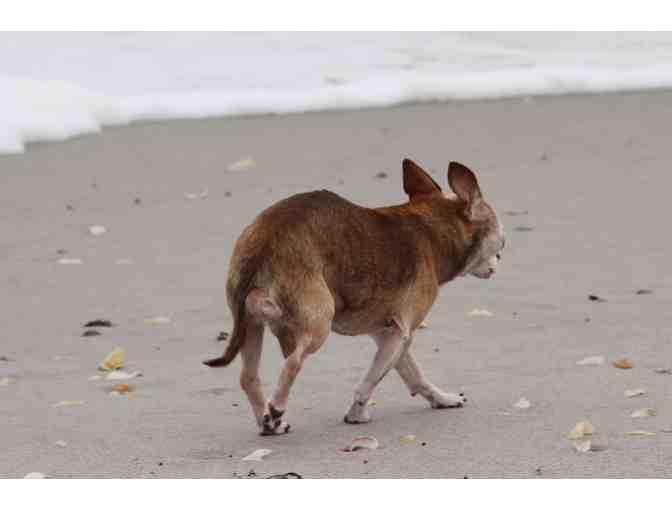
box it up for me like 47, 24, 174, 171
468, 308, 493, 317
145, 316, 171, 325
567, 421, 594, 440
343, 436, 379, 452
112, 383, 133, 394
624, 388, 646, 398
573, 439, 592, 453
242, 448, 272, 461
24, 472, 47, 479
0, 376, 15, 386
400, 434, 417, 443
106, 370, 141, 381
58, 258, 83, 265
88, 225, 106, 236
576, 356, 605, 366
626, 430, 655, 436
52, 400, 85, 408
631, 408, 656, 418
228, 158, 256, 172
99, 348, 124, 371
613, 358, 633, 369
514, 397, 531, 409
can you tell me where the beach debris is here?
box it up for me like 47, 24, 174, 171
631, 408, 656, 418
228, 157, 256, 172
0, 376, 16, 386
88, 225, 106, 236
400, 434, 417, 443
514, 226, 534, 232
624, 388, 646, 398
84, 319, 114, 328
99, 348, 124, 371
184, 188, 209, 200
343, 436, 379, 452
216, 331, 230, 342
82, 329, 101, 337
626, 430, 655, 436
58, 258, 83, 265
375, 171, 388, 179
111, 383, 133, 395
54, 440, 67, 448
505, 210, 528, 217
567, 421, 594, 440
0, 355, 10, 362
88, 375, 102, 381
635, 289, 653, 295
514, 397, 531, 409
242, 448, 272, 461
588, 294, 606, 302
573, 438, 592, 453
145, 316, 171, 325
266, 472, 303, 479
106, 370, 141, 381
468, 308, 493, 317
115, 259, 134, 265
52, 400, 85, 408
654, 368, 672, 375
576, 356, 605, 366
24, 472, 47, 479
613, 358, 633, 369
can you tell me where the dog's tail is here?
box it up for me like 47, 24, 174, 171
203, 256, 261, 368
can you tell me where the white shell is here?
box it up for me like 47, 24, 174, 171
624, 388, 646, 398
576, 356, 605, 366
514, 397, 531, 409
88, 225, 106, 236
242, 448, 272, 461
24, 472, 47, 479
344, 436, 379, 452
106, 370, 141, 381
468, 308, 493, 317
57, 258, 83, 265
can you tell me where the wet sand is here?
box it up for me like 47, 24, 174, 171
1, 91, 672, 478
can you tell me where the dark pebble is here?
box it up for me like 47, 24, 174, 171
375, 172, 388, 179
217, 331, 230, 342
247, 469, 257, 478
224, 191, 232, 197
82, 329, 101, 337
134, 198, 142, 205
0, 355, 10, 362
158, 462, 164, 466
66, 204, 74, 211
363, 460, 368, 464
636, 289, 653, 295
421, 442, 427, 446
588, 295, 606, 302
84, 319, 114, 328
266, 472, 302, 479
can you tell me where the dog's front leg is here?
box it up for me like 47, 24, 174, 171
344, 328, 409, 424
395, 349, 466, 408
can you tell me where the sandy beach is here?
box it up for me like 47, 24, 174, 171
1, 90, 672, 478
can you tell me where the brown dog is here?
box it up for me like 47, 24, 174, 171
204, 159, 505, 435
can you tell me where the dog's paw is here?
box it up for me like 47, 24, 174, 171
344, 401, 371, 424
259, 403, 291, 436
429, 391, 467, 409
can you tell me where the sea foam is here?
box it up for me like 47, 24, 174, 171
2, 32, 672, 154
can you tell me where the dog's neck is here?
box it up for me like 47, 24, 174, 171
377, 196, 483, 285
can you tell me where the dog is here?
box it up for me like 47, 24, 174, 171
204, 159, 505, 435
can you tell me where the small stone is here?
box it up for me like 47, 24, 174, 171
375, 171, 388, 179
588, 294, 606, 302
134, 198, 142, 205
82, 329, 101, 337
216, 331, 230, 342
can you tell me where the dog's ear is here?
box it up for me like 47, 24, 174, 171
448, 161, 483, 219
403, 159, 442, 198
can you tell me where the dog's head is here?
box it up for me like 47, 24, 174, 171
403, 159, 505, 279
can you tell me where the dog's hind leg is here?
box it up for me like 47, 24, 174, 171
395, 349, 467, 408
239, 321, 267, 429
344, 328, 410, 424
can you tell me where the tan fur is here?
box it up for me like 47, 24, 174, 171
204, 158, 504, 435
